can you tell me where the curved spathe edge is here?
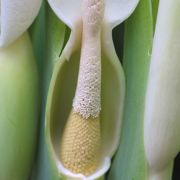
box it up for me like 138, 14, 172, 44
105, 0, 140, 28
56, 158, 110, 180
101, 23, 125, 157
61, 22, 82, 60
48, 0, 139, 31
48, 0, 81, 29
45, 24, 125, 179
0, 0, 42, 47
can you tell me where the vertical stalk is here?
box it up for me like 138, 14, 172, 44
151, 0, 159, 31
0, 32, 39, 180
108, 0, 153, 179
31, 2, 66, 180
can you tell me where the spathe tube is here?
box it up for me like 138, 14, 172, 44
46, 0, 139, 179
144, 1, 180, 179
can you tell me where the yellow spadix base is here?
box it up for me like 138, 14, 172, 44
60, 110, 101, 176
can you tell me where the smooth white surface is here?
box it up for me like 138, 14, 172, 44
144, 0, 180, 177
0, 0, 42, 47
48, 0, 139, 29
104, 0, 139, 28
48, 0, 82, 28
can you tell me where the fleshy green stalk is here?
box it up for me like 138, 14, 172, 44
31, 2, 66, 180
0, 32, 39, 180
151, 0, 159, 31
108, 0, 153, 179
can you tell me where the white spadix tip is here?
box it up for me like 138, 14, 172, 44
0, 0, 42, 47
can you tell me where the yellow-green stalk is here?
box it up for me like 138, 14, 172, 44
108, 0, 153, 179
30, 3, 67, 180
0, 32, 39, 180
0, 1, 41, 179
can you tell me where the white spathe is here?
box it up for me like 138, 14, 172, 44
48, 0, 139, 29
0, 0, 42, 47
47, 0, 139, 179
144, 0, 180, 179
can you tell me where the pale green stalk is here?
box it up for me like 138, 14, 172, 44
151, 0, 159, 31
0, 1, 41, 179
0, 32, 39, 180
108, 0, 153, 179
31, 2, 66, 180
29, 2, 46, 77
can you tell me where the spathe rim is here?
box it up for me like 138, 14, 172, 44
48, 0, 139, 29
0, 0, 42, 47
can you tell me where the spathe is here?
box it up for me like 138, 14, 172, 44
0, 0, 42, 47
46, 0, 140, 179
48, 0, 139, 29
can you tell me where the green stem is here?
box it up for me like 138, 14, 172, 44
151, 0, 159, 32
108, 0, 153, 179
30, 2, 66, 180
